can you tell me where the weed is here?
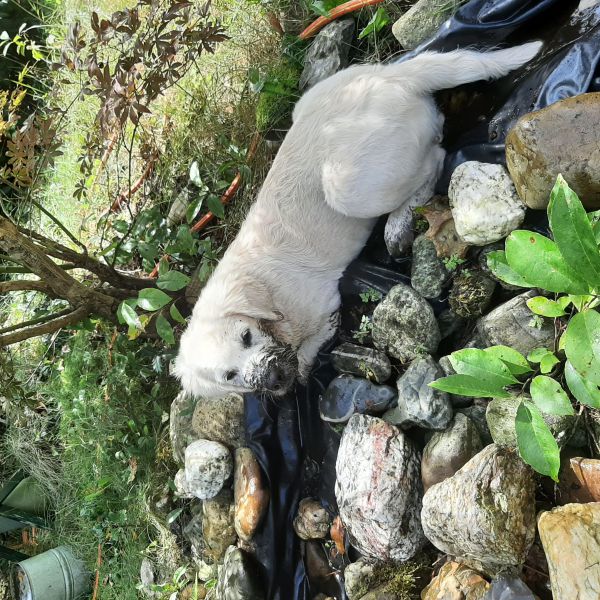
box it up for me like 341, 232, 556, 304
353, 314, 373, 343
359, 288, 383, 304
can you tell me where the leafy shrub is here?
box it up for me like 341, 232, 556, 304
431, 175, 600, 480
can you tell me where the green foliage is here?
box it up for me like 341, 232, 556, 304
433, 176, 600, 479
353, 314, 373, 342
358, 7, 390, 39
442, 254, 466, 272
359, 288, 383, 303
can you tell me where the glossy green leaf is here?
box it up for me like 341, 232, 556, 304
486, 250, 532, 288
429, 374, 510, 398
167, 507, 184, 524
529, 375, 574, 416
564, 360, 600, 409
526, 296, 566, 318
207, 194, 225, 219
548, 175, 600, 289
156, 314, 175, 345
483, 345, 532, 375
449, 348, 518, 387
157, 270, 191, 292
540, 353, 560, 374
568, 294, 593, 312
564, 310, 600, 386
117, 300, 140, 329
170, 303, 186, 324
158, 257, 169, 277
358, 7, 390, 39
527, 348, 552, 363
515, 401, 560, 481
138, 288, 172, 311
505, 231, 589, 294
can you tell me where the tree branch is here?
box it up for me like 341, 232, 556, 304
0, 308, 72, 335
0, 307, 89, 346
0, 280, 56, 296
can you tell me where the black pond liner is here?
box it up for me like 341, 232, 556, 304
243, 1, 600, 598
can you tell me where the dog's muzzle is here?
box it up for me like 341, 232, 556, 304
250, 345, 298, 395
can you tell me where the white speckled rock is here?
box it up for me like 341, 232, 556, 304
449, 162, 526, 245
421, 444, 536, 575
335, 415, 426, 561
185, 439, 233, 500
344, 559, 376, 600
174, 468, 195, 499
538, 502, 600, 600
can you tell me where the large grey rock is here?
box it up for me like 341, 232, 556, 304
331, 342, 391, 383
421, 413, 483, 491
185, 439, 233, 500
335, 415, 426, 561
421, 444, 536, 576
449, 162, 526, 245
458, 400, 493, 445
299, 19, 354, 90
538, 502, 600, 600
477, 291, 555, 355
216, 546, 265, 600
410, 234, 449, 299
392, 0, 463, 50
383, 355, 453, 430
192, 393, 245, 449
320, 374, 397, 423
202, 490, 237, 562
372, 283, 441, 363
170, 392, 197, 465
486, 395, 583, 448
506, 93, 600, 210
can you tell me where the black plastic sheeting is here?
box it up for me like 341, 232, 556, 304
243, 1, 600, 598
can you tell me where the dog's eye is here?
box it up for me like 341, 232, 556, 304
225, 370, 237, 382
241, 329, 252, 348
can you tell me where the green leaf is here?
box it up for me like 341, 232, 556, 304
207, 194, 225, 219
167, 507, 184, 524
486, 250, 532, 288
158, 257, 169, 277
515, 401, 560, 481
548, 175, 600, 289
540, 352, 560, 374
529, 375, 574, 416
358, 7, 390, 39
526, 296, 566, 318
189, 161, 202, 187
186, 194, 204, 223
449, 348, 518, 387
564, 360, 600, 409
156, 314, 175, 346
429, 375, 510, 398
527, 348, 553, 363
483, 345, 532, 375
588, 210, 600, 244
170, 303, 186, 324
157, 270, 191, 292
505, 230, 590, 294
117, 300, 141, 329
138, 288, 172, 311
568, 294, 594, 312
564, 309, 600, 386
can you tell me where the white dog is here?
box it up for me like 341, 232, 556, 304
174, 42, 541, 398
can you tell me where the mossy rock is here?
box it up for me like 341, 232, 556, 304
449, 271, 496, 318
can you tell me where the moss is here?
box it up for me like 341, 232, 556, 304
449, 270, 496, 318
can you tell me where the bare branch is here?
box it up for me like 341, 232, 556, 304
0, 308, 72, 335
0, 307, 89, 346
0, 280, 56, 296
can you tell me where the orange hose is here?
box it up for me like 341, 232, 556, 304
299, 0, 386, 40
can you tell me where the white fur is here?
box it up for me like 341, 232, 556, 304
174, 43, 542, 398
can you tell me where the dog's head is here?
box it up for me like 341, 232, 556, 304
173, 275, 298, 399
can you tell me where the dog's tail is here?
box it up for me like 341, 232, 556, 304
396, 42, 542, 94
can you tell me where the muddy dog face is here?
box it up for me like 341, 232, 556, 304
174, 313, 298, 399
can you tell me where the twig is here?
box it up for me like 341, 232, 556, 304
110, 154, 157, 213
92, 543, 103, 600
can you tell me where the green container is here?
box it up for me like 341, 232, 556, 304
13, 546, 92, 600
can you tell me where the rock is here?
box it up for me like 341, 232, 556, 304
448, 162, 526, 245
216, 546, 265, 600
486, 577, 537, 600
305, 541, 340, 598
202, 490, 237, 562
486, 395, 581, 448
174, 468, 195, 499
421, 444, 536, 575
410, 234, 450, 299
372, 283, 441, 363
170, 392, 197, 465
383, 355, 453, 431
167, 187, 191, 226
506, 93, 600, 210
234, 448, 269, 541
192, 393, 245, 450
449, 271, 496, 318
335, 415, 426, 561
476, 291, 555, 355
299, 19, 354, 90
344, 559, 376, 600
538, 503, 600, 600
293, 498, 331, 540
319, 375, 397, 423
457, 401, 493, 445
185, 440, 233, 500
421, 413, 483, 491
421, 561, 490, 600
392, 0, 462, 50
140, 558, 158, 598
437, 309, 467, 342
331, 342, 392, 383
557, 457, 600, 504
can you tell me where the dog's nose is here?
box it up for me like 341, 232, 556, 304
266, 366, 286, 391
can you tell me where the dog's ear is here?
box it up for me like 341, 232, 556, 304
221, 275, 284, 323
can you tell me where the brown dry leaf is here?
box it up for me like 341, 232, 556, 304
422, 197, 469, 259
330, 516, 346, 556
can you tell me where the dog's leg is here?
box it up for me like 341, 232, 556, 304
297, 312, 340, 384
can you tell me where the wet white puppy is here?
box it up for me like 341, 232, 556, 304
174, 42, 541, 398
